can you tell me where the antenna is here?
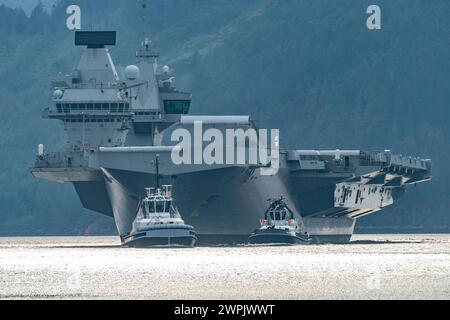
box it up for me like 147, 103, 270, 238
136, 0, 158, 59
141, 0, 148, 39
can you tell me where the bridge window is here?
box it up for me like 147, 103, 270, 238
155, 201, 165, 213
164, 100, 191, 114
275, 211, 281, 220
146, 201, 156, 216
57, 102, 130, 113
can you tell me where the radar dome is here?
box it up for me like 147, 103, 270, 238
53, 89, 64, 99
163, 65, 170, 73
125, 65, 140, 81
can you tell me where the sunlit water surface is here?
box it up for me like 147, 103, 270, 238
0, 234, 449, 300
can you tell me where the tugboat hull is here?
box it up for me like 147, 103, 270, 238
249, 229, 311, 245
123, 226, 197, 248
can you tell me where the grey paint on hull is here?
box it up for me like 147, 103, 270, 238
98, 167, 292, 235
98, 166, 353, 238
73, 180, 114, 217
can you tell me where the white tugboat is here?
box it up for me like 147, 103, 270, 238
249, 197, 312, 245
122, 158, 197, 248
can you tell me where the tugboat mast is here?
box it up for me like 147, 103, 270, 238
154, 155, 160, 189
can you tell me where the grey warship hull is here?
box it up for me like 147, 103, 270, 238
31, 31, 432, 244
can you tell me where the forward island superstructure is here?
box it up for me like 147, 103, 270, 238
31, 31, 432, 243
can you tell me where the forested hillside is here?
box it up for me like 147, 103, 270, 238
0, 0, 448, 235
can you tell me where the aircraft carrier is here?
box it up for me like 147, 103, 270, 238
31, 30, 432, 244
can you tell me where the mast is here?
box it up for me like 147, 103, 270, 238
141, 0, 147, 40
155, 155, 160, 189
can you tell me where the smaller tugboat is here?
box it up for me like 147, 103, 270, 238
249, 197, 312, 245
122, 157, 197, 248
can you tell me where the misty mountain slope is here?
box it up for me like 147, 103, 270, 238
0, 0, 57, 14
0, 0, 448, 235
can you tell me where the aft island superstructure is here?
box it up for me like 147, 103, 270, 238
31, 31, 432, 244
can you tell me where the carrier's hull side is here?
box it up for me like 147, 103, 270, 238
100, 167, 291, 236
96, 166, 359, 243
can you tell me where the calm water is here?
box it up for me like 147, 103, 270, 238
0, 234, 449, 300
